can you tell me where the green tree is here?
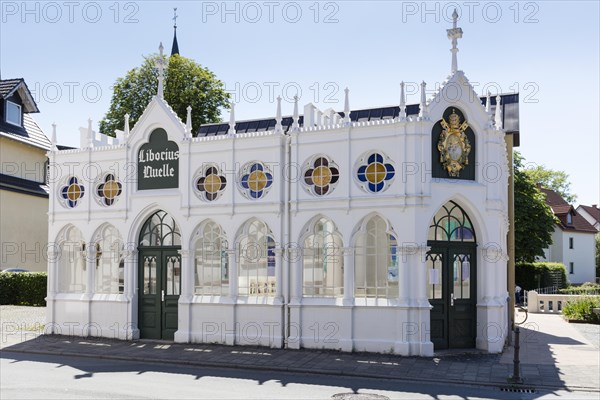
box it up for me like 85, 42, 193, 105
99, 54, 229, 136
514, 152, 557, 262
523, 164, 576, 203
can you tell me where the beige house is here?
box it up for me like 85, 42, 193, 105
0, 78, 52, 272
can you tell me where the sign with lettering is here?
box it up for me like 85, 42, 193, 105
137, 128, 179, 190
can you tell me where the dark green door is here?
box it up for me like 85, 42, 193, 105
138, 248, 181, 340
137, 210, 182, 340
427, 200, 479, 350
427, 246, 476, 349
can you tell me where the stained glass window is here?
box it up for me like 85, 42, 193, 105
239, 162, 273, 200
428, 201, 476, 242
303, 156, 340, 196
356, 152, 395, 193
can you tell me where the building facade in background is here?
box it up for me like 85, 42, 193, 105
540, 188, 597, 284
0, 78, 51, 272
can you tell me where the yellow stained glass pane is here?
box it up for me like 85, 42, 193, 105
365, 163, 386, 184
103, 181, 120, 199
67, 184, 80, 200
312, 166, 332, 187
248, 171, 267, 191
204, 174, 221, 193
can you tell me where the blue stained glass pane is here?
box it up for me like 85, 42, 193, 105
241, 175, 249, 189
375, 181, 385, 192
69, 177, 77, 185
250, 163, 262, 172
385, 172, 394, 180
358, 173, 367, 182
61, 187, 69, 198
368, 182, 377, 192
385, 164, 395, 174
368, 154, 376, 164
68, 200, 76, 208
80, 187, 85, 196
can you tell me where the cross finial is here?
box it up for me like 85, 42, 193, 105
447, 8, 463, 74
155, 42, 167, 98
173, 7, 178, 28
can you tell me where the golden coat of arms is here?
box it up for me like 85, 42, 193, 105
437, 109, 471, 177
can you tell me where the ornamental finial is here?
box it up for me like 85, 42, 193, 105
447, 8, 463, 74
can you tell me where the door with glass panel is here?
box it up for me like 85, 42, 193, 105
427, 201, 477, 350
138, 210, 181, 340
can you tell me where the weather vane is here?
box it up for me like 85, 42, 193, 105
173, 7, 178, 28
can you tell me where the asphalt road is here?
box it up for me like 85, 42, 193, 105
1, 352, 597, 400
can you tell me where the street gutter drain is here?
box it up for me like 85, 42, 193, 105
331, 394, 390, 400
499, 386, 537, 393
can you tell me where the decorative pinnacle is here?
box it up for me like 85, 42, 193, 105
447, 8, 463, 74
291, 95, 299, 131
229, 102, 236, 135
275, 96, 283, 133
124, 113, 130, 137
343, 87, 350, 125
51, 122, 57, 149
399, 81, 406, 120
185, 106, 192, 136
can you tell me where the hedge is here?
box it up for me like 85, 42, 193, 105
559, 283, 600, 295
0, 272, 47, 306
515, 262, 568, 291
562, 296, 600, 323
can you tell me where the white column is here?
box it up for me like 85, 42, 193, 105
84, 244, 96, 337
124, 249, 139, 340
290, 247, 302, 304
174, 249, 192, 343
342, 247, 354, 306
46, 246, 59, 334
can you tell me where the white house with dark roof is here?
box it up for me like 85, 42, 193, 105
539, 188, 597, 284
0, 78, 52, 272
576, 205, 600, 232
46, 15, 518, 355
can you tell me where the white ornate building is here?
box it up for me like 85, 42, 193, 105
46, 16, 518, 355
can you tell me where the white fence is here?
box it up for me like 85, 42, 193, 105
526, 291, 580, 314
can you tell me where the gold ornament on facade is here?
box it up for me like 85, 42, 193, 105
438, 109, 471, 177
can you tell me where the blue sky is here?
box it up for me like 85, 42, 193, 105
2, 1, 599, 206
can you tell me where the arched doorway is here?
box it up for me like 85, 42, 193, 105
427, 201, 477, 349
138, 210, 181, 340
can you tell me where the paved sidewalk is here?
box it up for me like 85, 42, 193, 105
1, 306, 598, 391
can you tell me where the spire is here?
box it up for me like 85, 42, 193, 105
447, 8, 463, 74
485, 91, 491, 113
171, 8, 180, 56
495, 95, 503, 129
155, 42, 166, 98
275, 96, 283, 133
228, 102, 236, 135
291, 95, 299, 131
398, 81, 406, 120
343, 87, 350, 125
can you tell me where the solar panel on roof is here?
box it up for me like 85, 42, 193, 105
246, 121, 259, 132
